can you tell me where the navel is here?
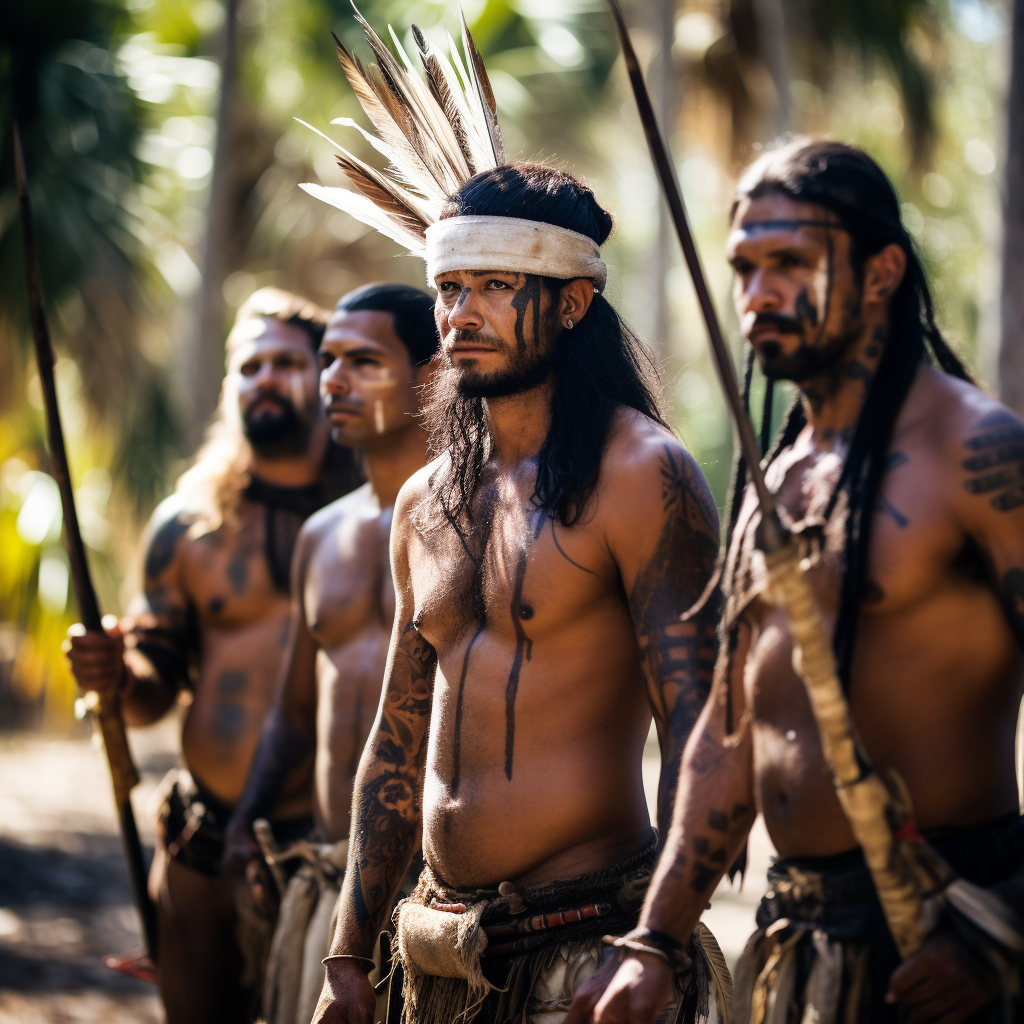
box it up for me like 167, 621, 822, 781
518, 603, 534, 621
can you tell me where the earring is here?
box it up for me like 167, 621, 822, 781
565, 318, 574, 330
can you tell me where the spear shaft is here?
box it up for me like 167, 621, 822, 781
604, 0, 936, 958
13, 123, 158, 964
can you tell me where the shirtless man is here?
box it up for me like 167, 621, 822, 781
574, 139, 1024, 1024
221, 283, 438, 1024
64, 288, 361, 1024
309, 162, 722, 1024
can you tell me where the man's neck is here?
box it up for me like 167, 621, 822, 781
799, 319, 888, 449
362, 423, 429, 509
249, 423, 330, 487
483, 379, 554, 468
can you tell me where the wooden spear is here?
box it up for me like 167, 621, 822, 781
603, 0, 944, 958
13, 123, 158, 965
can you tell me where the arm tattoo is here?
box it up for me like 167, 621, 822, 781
345, 620, 436, 949
630, 445, 720, 831
962, 411, 1024, 512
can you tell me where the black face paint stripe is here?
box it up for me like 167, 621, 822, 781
737, 219, 844, 232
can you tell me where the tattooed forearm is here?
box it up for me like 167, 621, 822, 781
631, 445, 720, 831
336, 620, 436, 955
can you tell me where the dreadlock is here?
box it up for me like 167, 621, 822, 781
725, 138, 974, 692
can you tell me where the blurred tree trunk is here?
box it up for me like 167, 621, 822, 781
188, 0, 240, 452
753, 0, 790, 136
1000, 0, 1024, 415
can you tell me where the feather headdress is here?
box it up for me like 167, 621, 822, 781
299, 4, 506, 254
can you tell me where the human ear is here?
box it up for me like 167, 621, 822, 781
558, 279, 596, 328
863, 242, 907, 305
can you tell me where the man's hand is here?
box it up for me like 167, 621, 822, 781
222, 820, 262, 877
310, 960, 376, 1024
63, 615, 131, 699
887, 930, 1001, 1023
565, 952, 673, 1024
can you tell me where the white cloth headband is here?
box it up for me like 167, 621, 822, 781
424, 215, 607, 291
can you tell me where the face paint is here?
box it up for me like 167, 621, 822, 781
374, 399, 385, 434
235, 318, 269, 342
289, 370, 306, 410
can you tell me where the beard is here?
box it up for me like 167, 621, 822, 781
752, 296, 864, 383
241, 395, 312, 457
447, 318, 560, 399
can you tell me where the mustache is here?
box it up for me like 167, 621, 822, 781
323, 396, 364, 412
751, 311, 805, 336
446, 328, 505, 347
244, 393, 294, 416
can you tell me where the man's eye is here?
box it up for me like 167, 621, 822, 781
486, 280, 510, 290
778, 254, 806, 269
319, 354, 334, 370
353, 357, 380, 367
240, 362, 258, 375
438, 281, 458, 292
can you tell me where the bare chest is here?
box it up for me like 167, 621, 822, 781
181, 511, 288, 627
305, 512, 394, 649
409, 501, 616, 655
741, 438, 967, 624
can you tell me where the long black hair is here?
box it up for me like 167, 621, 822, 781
424, 162, 667, 529
725, 138, 974, 693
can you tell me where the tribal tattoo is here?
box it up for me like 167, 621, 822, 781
962, 410, 1024, 512
348, 620, 435, 948
630, 444, 720, 830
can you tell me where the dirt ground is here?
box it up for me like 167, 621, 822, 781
0, 719, 771, 1022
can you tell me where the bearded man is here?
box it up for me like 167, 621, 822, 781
572, 139, 1024, 1024
309, 160, 723, 1024
221, 283, 439, 1024
64, 288, 361, 1024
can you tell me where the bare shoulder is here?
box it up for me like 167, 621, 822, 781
293, 482, 375, 567
600, 407, 719, 535
391, 457, 442, 552
141, 494, 197, 584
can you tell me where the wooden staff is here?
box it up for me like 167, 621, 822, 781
13, 123, 158, 964
603, 0, 947, 958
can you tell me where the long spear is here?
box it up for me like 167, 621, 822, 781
13, 124, 158, 966
603, 0, 956, 959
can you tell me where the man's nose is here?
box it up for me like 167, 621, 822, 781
321, 360, 351, 395
744, 268, 785, 316
446, 289, 484, 333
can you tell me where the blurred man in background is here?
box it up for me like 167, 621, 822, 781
223, 283, 439, 1024
64, 288, 362, 1024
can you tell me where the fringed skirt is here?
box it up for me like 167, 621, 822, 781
733, 815, 1024, 1024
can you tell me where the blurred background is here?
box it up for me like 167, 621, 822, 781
0, 0, 1020, 1016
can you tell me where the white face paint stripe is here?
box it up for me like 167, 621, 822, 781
374, 399, 385, 434
290, 370, 306, 410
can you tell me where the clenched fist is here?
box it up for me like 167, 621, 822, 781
63, 614, 132, 700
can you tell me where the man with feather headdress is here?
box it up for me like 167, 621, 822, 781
300, 12, 729, 1024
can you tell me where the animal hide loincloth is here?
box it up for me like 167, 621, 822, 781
733, 816, 1024, 1024
392, 834, 729, 1024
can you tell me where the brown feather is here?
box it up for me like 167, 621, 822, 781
460, 9, 505, 165
333, 151, 429, 241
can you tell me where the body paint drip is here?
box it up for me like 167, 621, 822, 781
450, 626, 484, 793
505, 548, 533, 780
